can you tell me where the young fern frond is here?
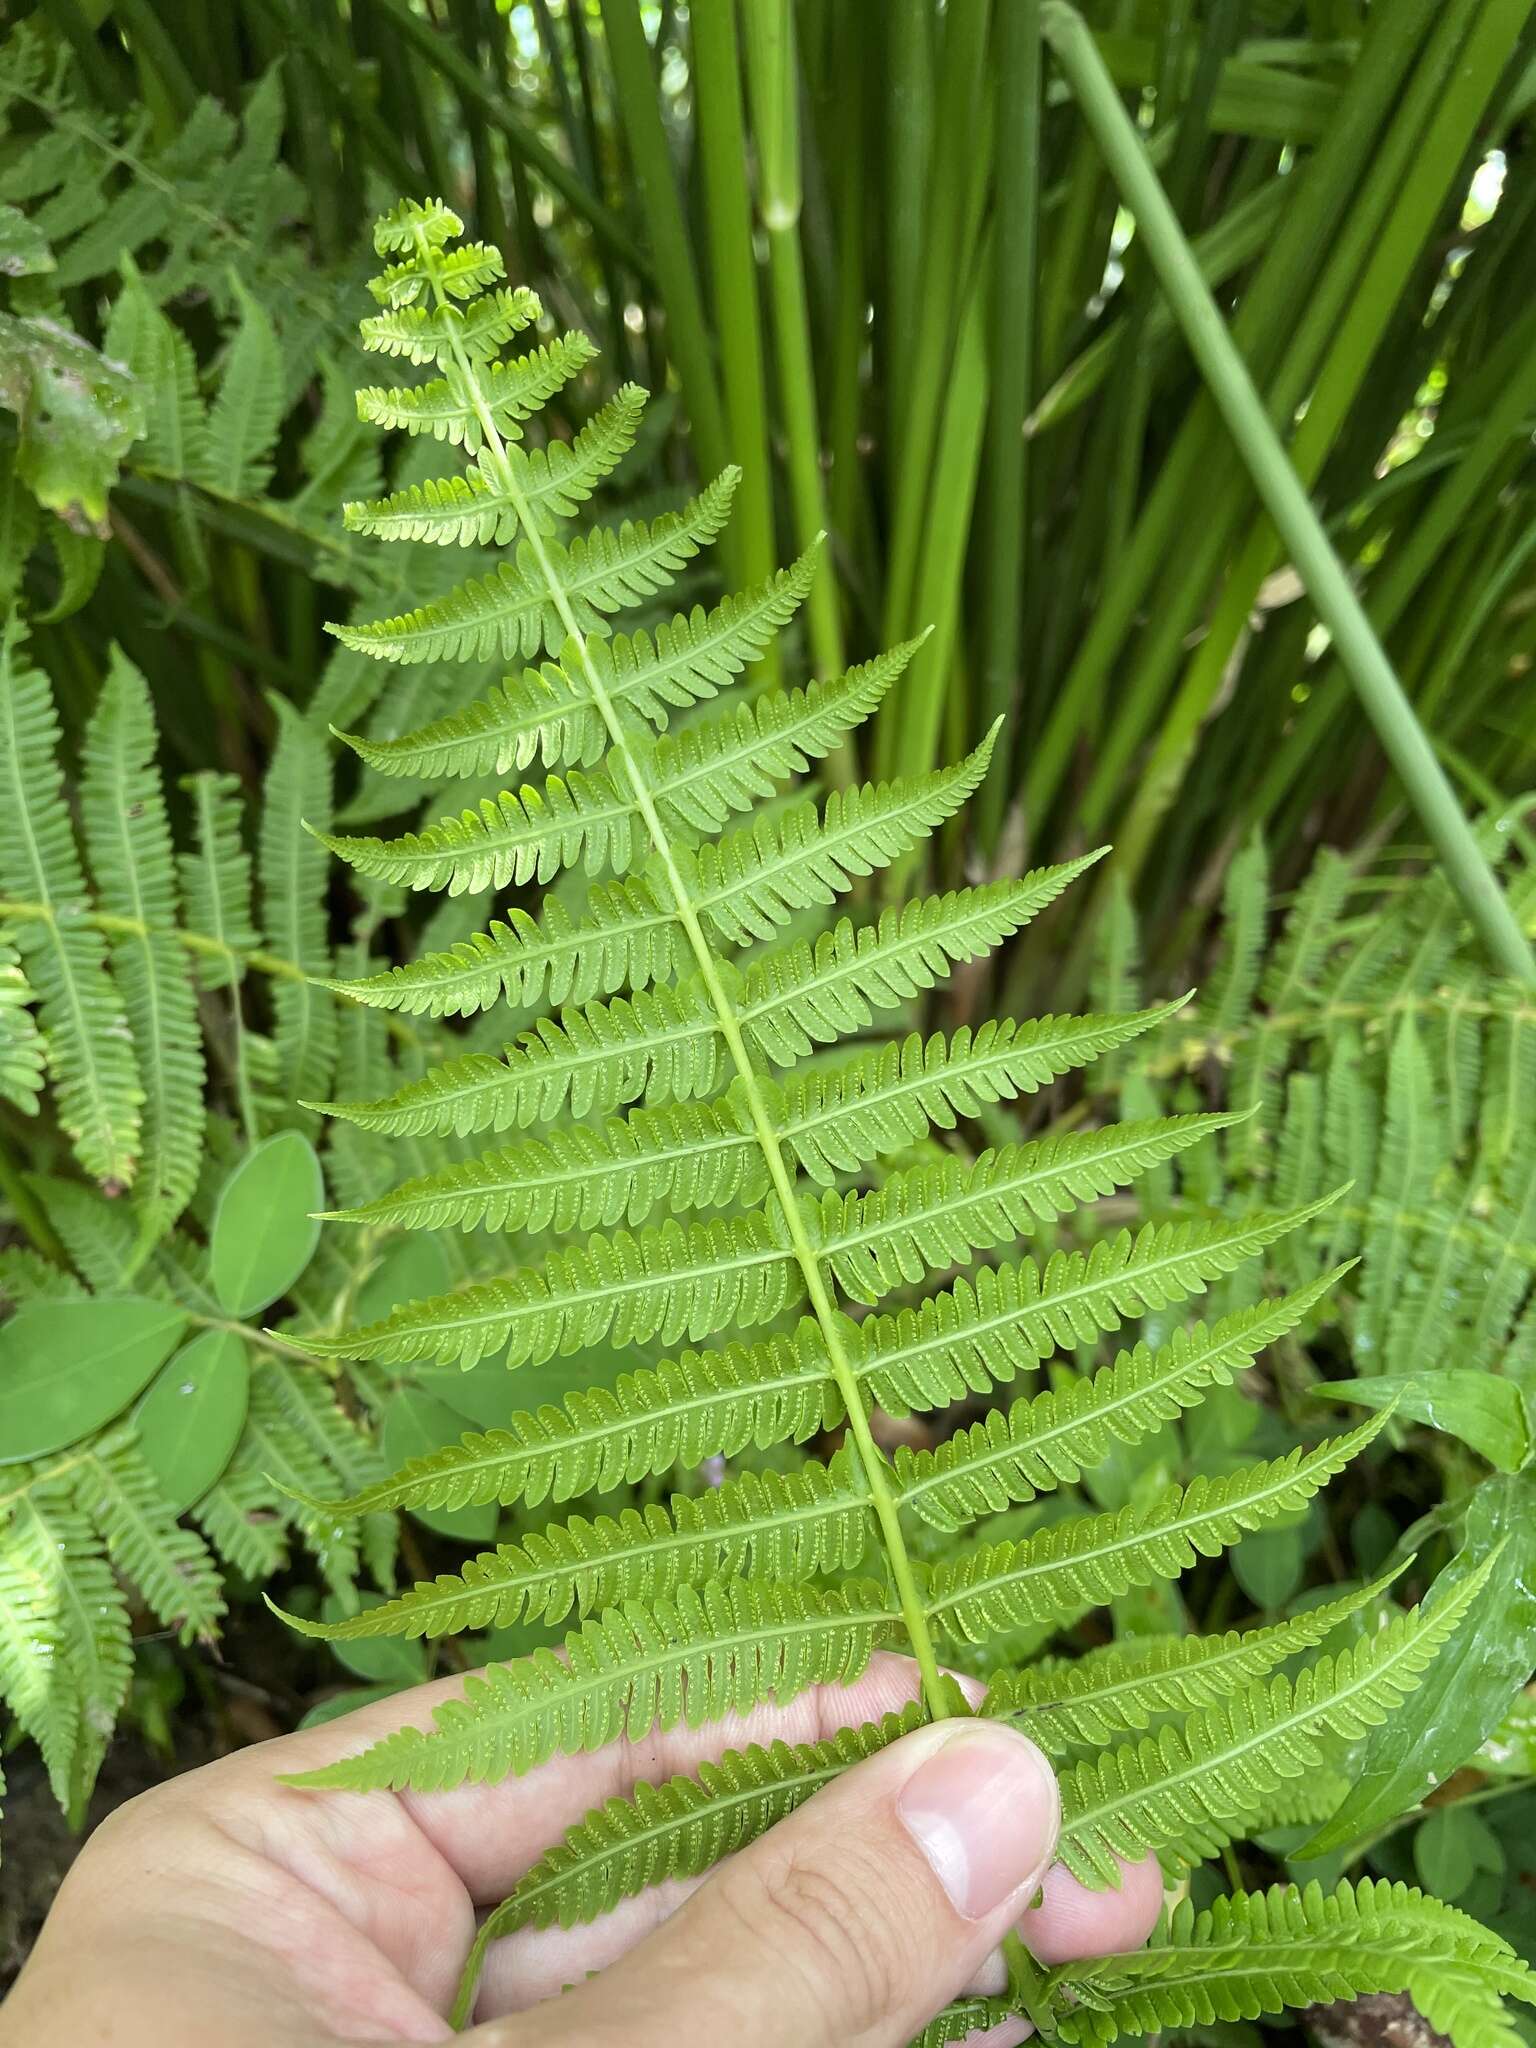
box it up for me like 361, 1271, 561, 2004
279, 206, 1506, 2034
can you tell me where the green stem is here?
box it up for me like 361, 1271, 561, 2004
979, 0, 1041, 845
1041, 0, 1535, 987
423, 234, 950, 1725
692, 0, 779, 662
743, 0, 848, 713
598, 0, 730, 486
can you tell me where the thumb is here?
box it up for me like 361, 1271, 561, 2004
522, 1716, 1060, 2048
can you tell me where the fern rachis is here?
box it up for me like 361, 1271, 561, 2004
270, 204, 1511, 2045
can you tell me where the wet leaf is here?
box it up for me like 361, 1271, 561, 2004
1316, 1371, 1530, 1472
0, 312, 143, 533
134, 1329, 249, 1511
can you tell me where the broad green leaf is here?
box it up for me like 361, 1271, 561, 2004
381, 1387, 499, 1542
1231, 1522, 1307, 1610
1316, 1372, 1531, 1473
1413, 1804, 1502, 1903
0, 1298, 186, 1462
321, 1594, 430, 1686
1302, 1471, 1536, 1855
134, 1330, 249, 1512
0, 313, 144, 533
210, 1131, 324, 1316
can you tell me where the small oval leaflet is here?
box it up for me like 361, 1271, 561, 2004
0, 1297, 187, 1463
134, 1329, 250, 1512
210, 1130, 324, 1317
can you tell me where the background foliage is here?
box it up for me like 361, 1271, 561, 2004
0, 0, 1534, 2026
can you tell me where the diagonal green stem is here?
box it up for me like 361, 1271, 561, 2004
420, 240, 949, 1723
1040, 1, 1535, 989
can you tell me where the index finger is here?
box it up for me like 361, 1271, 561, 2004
258, 1649, 979, 1903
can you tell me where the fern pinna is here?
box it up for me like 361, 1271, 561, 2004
276, 203, 1530, 2045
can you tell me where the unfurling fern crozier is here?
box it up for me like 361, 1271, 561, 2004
274, 202, 1529, 2047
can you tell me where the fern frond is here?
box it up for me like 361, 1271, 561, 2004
816, 1113, 1245, 1305
1056, 1556, 1482, 1884
303, 1209, 795, 1369
355, 333, 597, 450
695, 729, 1000, 946
321, 872, 680, 1018
923, 1414, 1388, 1646
178, 771, 259, 990
781, 1002, 1185, 1184
894, 1269, 1348, 1530
334, 551, 819, 780
279, 1455, 867, 1638
79, 649, 205, 1223
0, 615, 141, 1184
985, 1571, 1395, 1751
310, 979, 725, 1137
1054, 1879, 1533, 2048
330, 471, 738, 665
851, 1197, 1333, 1413
487, 1705, 925, 1935
74, 1436, 224, 1640
280, 1578, 902, 1793
0, 939, 44, 1113
342, 385, 645, 545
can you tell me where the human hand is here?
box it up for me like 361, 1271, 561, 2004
1, 1652, 1163, 2048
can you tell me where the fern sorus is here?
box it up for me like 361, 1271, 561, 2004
276, 202, 1517, 2043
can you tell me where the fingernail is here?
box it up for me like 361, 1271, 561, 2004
897, 1724, 1060, 1922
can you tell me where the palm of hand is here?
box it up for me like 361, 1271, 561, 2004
3, 1657, 1162, 2048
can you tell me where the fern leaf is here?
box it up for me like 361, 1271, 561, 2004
310, 979, 725, 1138
740, 860, 1104, 1063
985, 1571, 1396, 1751
74, 1436, 225, 1639
330, 472, 738, 665
303, 1209, 795, 1370
1056, 1555, 1483, 1884
850, 1197, 1335, 1414
1055, 1879, 1533, 2048
781, 1001, 1185, 1184
278, 1322, 838, 1518
280, 1578, 902, 1793
10, 1486, 132, 1821
197, 278, 283, 497
79, 648, 205, 1224
321, 872, 682, 1019
178, 770, 260, 991
355, 332, 597, 450
895, 1270, 1349, 1531
342, 385, 645, 545
923, 1414, 1388, 1646
100, 265, 206, 478
279, 1456, 868, 1638
0, 939, 44, 1113
259, 701, 335, 1113
696, 729, 1000, 946
334, 551, 819, 780
0, 615, 141, 1184
816, 1113, 1245, 1306
489, 1705, 925, 1935
325, 1093, 760, 1235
